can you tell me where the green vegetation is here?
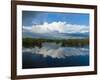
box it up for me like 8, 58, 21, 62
23, 38, 89, 48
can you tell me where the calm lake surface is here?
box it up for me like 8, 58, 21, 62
22, 43, 89, 69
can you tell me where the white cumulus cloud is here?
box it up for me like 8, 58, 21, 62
23, 21, 89, 34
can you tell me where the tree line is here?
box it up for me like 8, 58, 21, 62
23, 38, 89, 48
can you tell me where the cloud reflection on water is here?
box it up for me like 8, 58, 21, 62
23, 42, 89, 59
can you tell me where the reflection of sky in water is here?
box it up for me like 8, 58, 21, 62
23, 42, 89, 59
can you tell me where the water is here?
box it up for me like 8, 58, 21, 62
22, 42, 89, 69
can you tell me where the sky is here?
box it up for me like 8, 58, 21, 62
22, 11, 89, 39
22, 11, 89, 26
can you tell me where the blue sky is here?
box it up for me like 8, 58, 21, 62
22, 11, 89, 39
22, 11, 89, 26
